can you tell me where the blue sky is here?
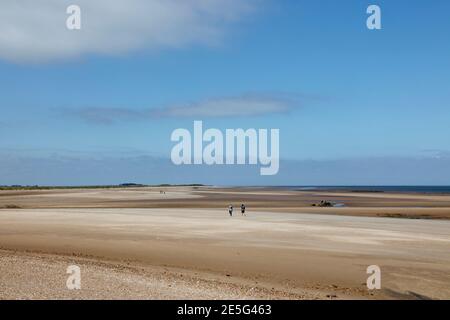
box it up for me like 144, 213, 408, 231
1, 0, 450, 185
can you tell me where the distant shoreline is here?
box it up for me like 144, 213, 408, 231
0, 184, 205, 191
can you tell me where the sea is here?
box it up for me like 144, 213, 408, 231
273, 186, 450, 194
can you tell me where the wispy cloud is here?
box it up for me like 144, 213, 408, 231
152, 94, 294, 118
65, 93, 300, 124
0, 0, 257, 63
66, 107, 143, 125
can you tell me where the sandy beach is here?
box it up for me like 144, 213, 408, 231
1, 187, 449, 300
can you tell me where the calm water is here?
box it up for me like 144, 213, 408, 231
275, 186, 450, 194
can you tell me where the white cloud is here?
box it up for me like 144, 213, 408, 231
0, 0, 256, 63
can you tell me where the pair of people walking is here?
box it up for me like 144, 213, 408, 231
228, 204, 246, 217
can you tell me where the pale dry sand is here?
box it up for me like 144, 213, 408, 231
1, 206, 449, 300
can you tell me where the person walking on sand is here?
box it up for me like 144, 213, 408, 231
240, 203, 246, 216
228, 205, 233, 217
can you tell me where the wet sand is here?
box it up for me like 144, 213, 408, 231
1, 186, 450, 219
1, 191, 449, 300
